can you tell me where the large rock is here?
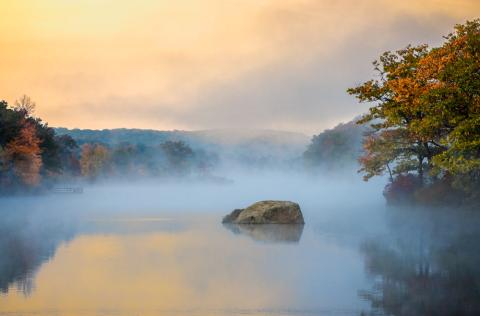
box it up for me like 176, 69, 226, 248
222, 200, 304, 224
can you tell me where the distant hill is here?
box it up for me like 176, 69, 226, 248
303, 119, 370, 171
54, 128, 310, 169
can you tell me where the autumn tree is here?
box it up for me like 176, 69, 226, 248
358, 131, 397, 182
424, 20, 480, 200
79, 144, 111, 180
2, 97, 65, 177
348, 19, 480, 205
348, 45, 440, 184
5, 123, 43, 187
0, 98, 81, 193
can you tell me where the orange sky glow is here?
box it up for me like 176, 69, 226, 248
1, 0, 479, 133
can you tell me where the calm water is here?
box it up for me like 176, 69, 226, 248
1, 175, 479, 316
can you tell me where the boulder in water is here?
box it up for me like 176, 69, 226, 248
222, 200, 304, 224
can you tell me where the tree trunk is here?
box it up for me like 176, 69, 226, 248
386, 163, 394, 182
418, 156, 424, 186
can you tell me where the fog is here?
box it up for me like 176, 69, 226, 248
1, 169, 386, 217
1, 171, 479, 316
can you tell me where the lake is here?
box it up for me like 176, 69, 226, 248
1, 174, 479, 316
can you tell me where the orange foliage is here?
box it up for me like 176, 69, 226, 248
5, 122, 42, 187
79, 144, 110, 180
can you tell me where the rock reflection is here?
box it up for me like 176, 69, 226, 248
359, 209, 480, 316
223, 224, 304, 243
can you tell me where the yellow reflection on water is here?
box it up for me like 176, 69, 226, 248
0, 226, 295, 316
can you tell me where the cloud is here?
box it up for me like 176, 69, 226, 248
0, 0, 478, 133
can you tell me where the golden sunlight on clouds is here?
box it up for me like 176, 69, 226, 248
0, 0, 478, 132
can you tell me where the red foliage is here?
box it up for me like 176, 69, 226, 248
383, 174, 422, 204
414, 176, 465, 206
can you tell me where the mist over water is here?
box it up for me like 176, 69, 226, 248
1, 3, 479, 315
1, 171, 479, 316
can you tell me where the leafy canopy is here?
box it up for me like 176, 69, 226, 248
348, 19, 480, 201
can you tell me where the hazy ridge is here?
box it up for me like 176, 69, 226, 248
55, 127, 311, 169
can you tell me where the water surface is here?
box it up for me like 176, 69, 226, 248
1, 175, 479, 316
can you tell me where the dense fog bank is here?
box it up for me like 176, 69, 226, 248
1, 170, 387, 215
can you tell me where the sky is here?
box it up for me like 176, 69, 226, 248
0, 0, 479, 135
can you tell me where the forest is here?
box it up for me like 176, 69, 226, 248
1, 20, 479, 208
0, 97, 219, 193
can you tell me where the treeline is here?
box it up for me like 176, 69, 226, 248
0, 96, 78, 193
55, 127, 309, 170
77, 140, 217, 181
303, 119, 368, 172
0, 97, 217, 194
349, 20, 480, 207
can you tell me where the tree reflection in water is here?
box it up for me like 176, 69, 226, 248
0, 208, 185, 297
0, 210, 76, 295
359, 208, 480, 316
